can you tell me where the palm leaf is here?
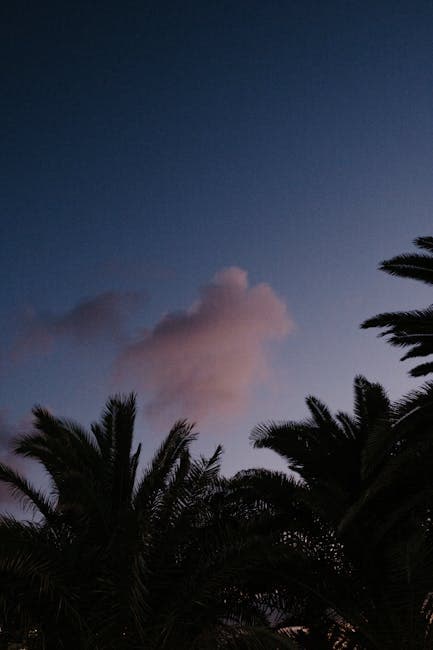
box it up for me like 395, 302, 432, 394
0, 463, 56, 522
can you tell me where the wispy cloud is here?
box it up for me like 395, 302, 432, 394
11, 291, 143, 361
115, 267, 293, 424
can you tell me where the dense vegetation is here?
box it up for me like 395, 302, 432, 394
2, 236, 433, 649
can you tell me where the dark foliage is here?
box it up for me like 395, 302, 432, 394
0, 396, 296, 649
362, 236, 433, 376
252, 376, 433, 649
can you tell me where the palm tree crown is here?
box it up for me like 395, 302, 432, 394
252, 375, 433, 649
0, 395, 295, 650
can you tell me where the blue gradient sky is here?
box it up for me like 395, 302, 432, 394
2, 1, 433, 481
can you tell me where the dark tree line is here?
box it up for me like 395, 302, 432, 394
1, 236, 433, 649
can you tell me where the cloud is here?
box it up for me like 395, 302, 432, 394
115, 267, 293, 424
11, 291, 142, 361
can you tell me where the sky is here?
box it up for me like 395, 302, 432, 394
2, 0, 433, 500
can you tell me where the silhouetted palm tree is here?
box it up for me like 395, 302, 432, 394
0, 395, 296, 649
362, 236, 433, 376
252, 376, 433, 649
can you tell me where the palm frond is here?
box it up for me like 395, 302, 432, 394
400, 342, 433, 361
414, 236, 433, 253
380, 252, 433, 285
304, 397, 335, 430
353, 375, 390, 431
0, 463, 56, 521
133, 419, 196, 514
110, 394, 138, 512
410, 361, 433, 377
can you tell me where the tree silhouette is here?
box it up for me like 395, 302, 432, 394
362, 236, 433, 376
0, 395, 296, 649
252, 376, 433, 649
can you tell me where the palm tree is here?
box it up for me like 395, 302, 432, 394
362, 236, 433, 376
252, 376, 433, 649
0, 395, 296, 649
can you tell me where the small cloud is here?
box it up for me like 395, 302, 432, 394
115, 267, 293, 425
11, 291, 143, 361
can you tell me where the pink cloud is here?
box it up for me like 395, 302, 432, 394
115, 267, 293, 424
11, 291, 143, 361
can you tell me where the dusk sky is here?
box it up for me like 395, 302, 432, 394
2, 1, 433, 491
